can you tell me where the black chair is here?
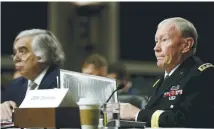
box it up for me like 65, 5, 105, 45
118, 95, 149, 109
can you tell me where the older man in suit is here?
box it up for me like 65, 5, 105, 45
120, 17, 214, 128
1, 29, 65, 120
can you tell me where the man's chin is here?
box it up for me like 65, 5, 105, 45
19, 71, 27, 77
157, 62, 164, 69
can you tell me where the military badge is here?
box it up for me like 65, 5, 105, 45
169, 96, 176, 100
170, 85, 180, 90
164, 85, 183, 100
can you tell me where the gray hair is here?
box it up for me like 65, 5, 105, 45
158, 17, 198, 54
15, 29, 65, 66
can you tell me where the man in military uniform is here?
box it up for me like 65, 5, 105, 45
120, 17, 214, 128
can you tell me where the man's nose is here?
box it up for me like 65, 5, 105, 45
13, 54, 21, 62
154, 42, 161, 52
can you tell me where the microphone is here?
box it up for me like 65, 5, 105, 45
101, 83, 125, 107
100, 83, 125, 127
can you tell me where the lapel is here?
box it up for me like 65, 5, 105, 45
147, 57, 195, 108
20, 78, 28, 95
18, 79, 28, 105
38, 65, 60, 89
146, 77, 163, 108
11, 77, 28, 106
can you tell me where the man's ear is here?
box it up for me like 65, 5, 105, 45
182, 37, 194, 53
37, 56, 42, 61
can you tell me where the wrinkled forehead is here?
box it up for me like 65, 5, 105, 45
13, 37, 32, 50
155, 22, 180, 38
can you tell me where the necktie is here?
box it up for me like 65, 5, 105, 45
156, 75, 170, 94
28, 81, 37, 90
164, 75, 170, 80
161, 75, 170, 86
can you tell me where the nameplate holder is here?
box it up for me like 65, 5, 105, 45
14, 89, 81, 128
19, 89, 76, 108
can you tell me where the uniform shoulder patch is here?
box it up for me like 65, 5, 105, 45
198, 63, 214, 72
153, 79, 160, 87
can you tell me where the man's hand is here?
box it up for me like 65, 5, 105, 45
0, 101, 17, 120
120, 103, 141, 120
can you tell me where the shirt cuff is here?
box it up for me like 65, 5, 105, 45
135, 110, 141, 121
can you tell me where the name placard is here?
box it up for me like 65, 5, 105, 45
19, 89, 77, 108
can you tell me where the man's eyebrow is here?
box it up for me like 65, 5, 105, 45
18, 46, 28, 50
155, 35, 163, 40
14, 46, 28, 52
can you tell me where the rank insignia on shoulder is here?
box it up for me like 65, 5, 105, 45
198, 63, 214, 72
153, 79, 160, 87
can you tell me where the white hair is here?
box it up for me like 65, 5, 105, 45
15, 29, 65, 65
158, 17, 198, 54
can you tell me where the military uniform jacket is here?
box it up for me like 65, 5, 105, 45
137, 56, 214, 128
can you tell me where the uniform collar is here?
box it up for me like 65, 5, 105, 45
164, 64, 180, 78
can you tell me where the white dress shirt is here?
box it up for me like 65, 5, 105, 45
26, 66, 49, 92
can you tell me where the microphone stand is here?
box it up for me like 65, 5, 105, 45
100, 83, 125, 127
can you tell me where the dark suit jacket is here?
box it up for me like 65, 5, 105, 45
1, 65, 60, 106
137, 56, 214, 128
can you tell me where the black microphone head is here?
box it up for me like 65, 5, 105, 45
116, 83, 125, 90
101, 83, 125, 107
